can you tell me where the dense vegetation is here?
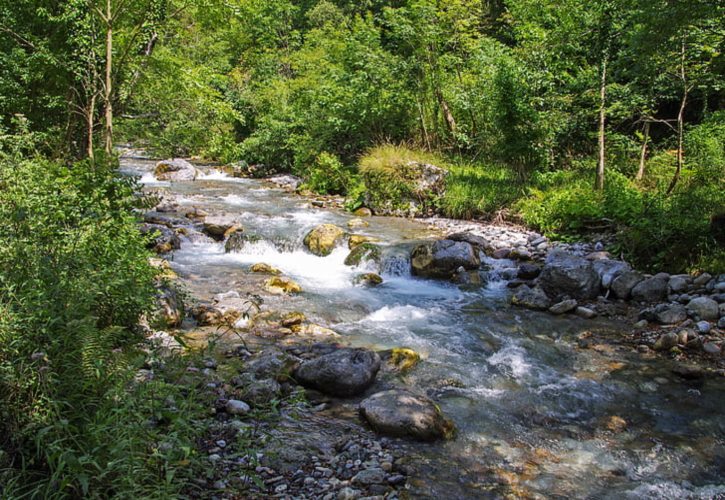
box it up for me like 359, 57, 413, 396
127, 0, 722, 272
0, 0, 722, 494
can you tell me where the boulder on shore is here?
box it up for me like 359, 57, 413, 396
154, 158, 198, 181
411, 239, 480, 279
359, 389, 455, 441
631, 275, 669, 303
294, 348, 381, 397
511, 285, 552, 311
537, 251, 601, 300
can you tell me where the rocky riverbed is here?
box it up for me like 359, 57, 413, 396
126, 151, 724, 499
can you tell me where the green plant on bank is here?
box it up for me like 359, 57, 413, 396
302, 152, 359, 195
0, 131, 210, 497
441, 161, 525, 219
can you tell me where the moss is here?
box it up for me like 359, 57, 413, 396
344, 243, 381, 266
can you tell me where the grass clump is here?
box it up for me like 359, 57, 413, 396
441, 161, 525, 219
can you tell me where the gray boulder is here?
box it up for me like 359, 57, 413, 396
631, 276, 668, 302
411, 239, 480, 279
447, 232, 492, 254
538, 251, 601, 300
592, 259, 631, 290
154, 158, 198, 181
294, 348, 381, 397
511, 285, 551, 311
668, 275, 691, 294
517, 264, 542, 280
611, 271, 644, 300
686, 297, 719, 321
639, 304, 687, 325
549, 299, 578, 315
359, 389, 455, 441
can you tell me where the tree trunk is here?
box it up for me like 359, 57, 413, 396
666, 38, 688, 195
595, 52, 607, 191
636, 121, 650, 181
103, 0, 113, 156
87, 92, 96, 161
636, 122, 650, 180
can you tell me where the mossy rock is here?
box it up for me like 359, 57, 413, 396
353, 273, 383, 287
389, 348, 421, 373
347, 218, 369, 229
281, 311, 306, 327
348, 234, 380, 249
303, 224, 346, 256
264, 276, 302, 295
250, 262, 281, 275
344, 243, 381, 267
353, 207, 373, 217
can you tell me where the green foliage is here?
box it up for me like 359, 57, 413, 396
303, 152, 358, 195
0, 137, 182, 495
517, 168, 644, 237
359, 144, 446, 212
441, 161, 525, 219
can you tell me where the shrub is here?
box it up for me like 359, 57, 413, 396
0, 145, 182, 495
302, 152, 358, 195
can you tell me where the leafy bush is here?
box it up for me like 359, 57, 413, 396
303, 152, 358, 195
0, 142, 190, 495
517, 169, 644, 237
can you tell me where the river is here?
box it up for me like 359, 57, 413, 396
121, 152, 724, 499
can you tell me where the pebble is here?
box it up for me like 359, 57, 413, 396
695, 321, 712, 334
225, 399, 250, 415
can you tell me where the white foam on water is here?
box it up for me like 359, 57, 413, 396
221, 242, 356, 290
138, 172, 170, 187
487, 344, 533, 380
220, 194, 252, 206
196, 169, 250, 183
365, 305, 431, 322
290, 210, 333, 226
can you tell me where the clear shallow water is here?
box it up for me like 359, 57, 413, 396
121, 156, 725, 499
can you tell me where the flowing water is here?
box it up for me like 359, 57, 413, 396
121, 153, 725, 499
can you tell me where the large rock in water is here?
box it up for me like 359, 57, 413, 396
303, 224, 346, 256
411, 239, 480, 279
359, 389, 455, 441
294, 348, 381, 397
538, 251, 601, 300
344, 243, 381, 267
154, 158, 198, 181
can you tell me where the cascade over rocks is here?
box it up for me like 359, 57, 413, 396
537, 250, 601, 300
154, 158, 199, 181
345, 243, 381, 267
303, 224, 347, 256
225, 232, 262, 253
359, 389, 455, 441
294, 348, 381, 397
411, 239, 480, 278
